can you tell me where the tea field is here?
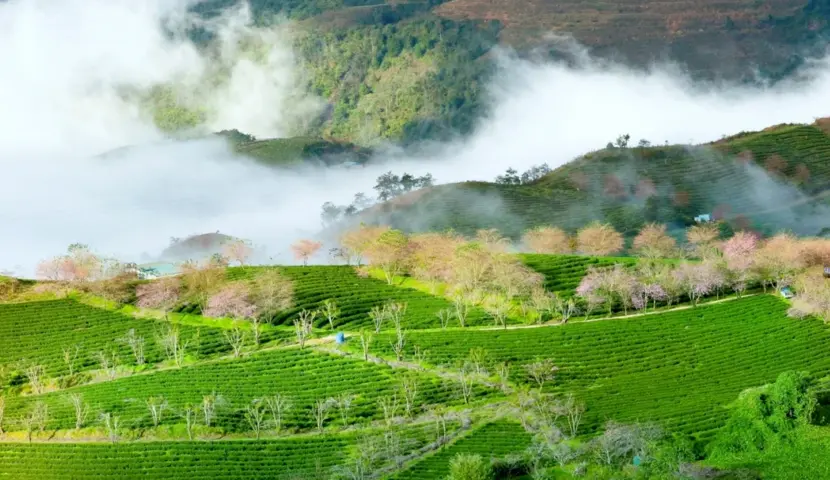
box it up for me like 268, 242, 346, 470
390, 421, 532, 480
366, 295, 830, 441
225, 266, 489, 329
5, 347, 498, 432
0, 422, 445, 479
0, 299, 250, 377
3, 261, 830, 478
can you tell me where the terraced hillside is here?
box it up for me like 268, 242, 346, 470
519, 254, 638, 298
225, 266, 490, 328
0, 423, 446, 479
390, 421, 532, 480
363, 122, 830, 238
4, 347, 494, 432
0, 299, 269, 378
3, 251, 830, 478
366, 295, 830, 441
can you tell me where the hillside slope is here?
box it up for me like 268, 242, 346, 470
359, 121, 830, 238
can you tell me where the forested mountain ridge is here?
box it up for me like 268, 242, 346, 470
153, 0, 830, 146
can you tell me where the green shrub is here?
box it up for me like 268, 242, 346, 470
447, 453, 493, 480
709, 371, 816, 457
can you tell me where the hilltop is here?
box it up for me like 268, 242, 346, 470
352, 120, 830, 239
219, 130, 373, 166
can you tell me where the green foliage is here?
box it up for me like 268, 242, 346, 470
709, 371, 817, 458
446, 453, 493, 480
225, 266, 489, 328
142, 85, 206, 133
369, 296, 830, 440
233, 136, 371, 166
640, 433, 696, 478
296, 17, 499, 144
391, 422, 530, 480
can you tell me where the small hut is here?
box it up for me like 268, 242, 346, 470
694, 213, 712, 223
824, 265, 830, 279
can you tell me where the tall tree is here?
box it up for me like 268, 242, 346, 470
576, 223, 623, 256
522, 226, 572, 254
291, 239, 323, 266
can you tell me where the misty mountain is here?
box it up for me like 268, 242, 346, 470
175, 0, 830, 146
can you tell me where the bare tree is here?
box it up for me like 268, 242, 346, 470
156, 324, 189, 367
245, 399, 268, 439
391, 326, 406, 361
495, 362, 511, 393
98, 412, 120, 444
26, 402, 48, 441
312, 398, 333, 432
334, 393, 355, 427
146, 396, 168, 428
223, 324, 248, 358
21, 402, 41, 442
377, 395, 399, 427
399, 374, 419, 418
222, 238, 253, 266
359, 329, 373, 361
576, 222, 624, 256
202, 392, 220, 427
120, 330, 145, 366
436, 308, 453, 329
61, 394, 86, 432
294, 309, 316, 348
554, 296, 578, 324
458, 369, 475, 404
264, 394, 292, 433
179, 404, 198, 440
484, 295, 510, 329
320, 299, 340, 330
563, 394, 585, 438
62, 345, 81, 376
524, 358, 559, 391
369, 305, 386, 333
467, 347, 488, 375
96, 350, 119, 380
23, 362, 46, 395
291, 239, 323, 266
452, 295, 469, 328
385, 302, 407, 331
